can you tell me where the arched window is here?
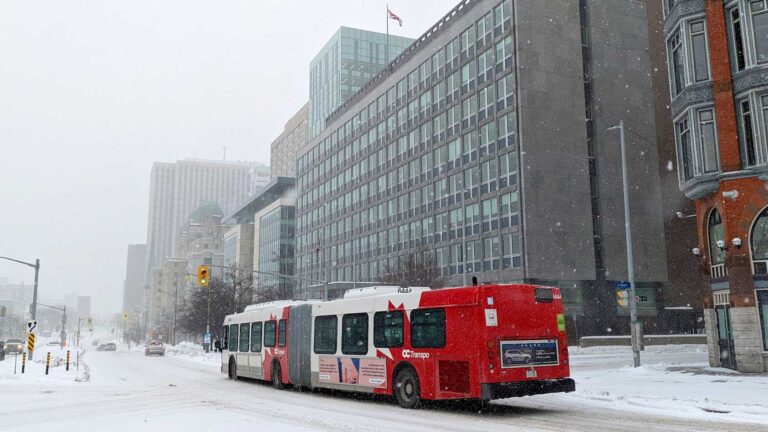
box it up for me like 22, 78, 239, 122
709, 210, 726, 266
751, 207, 768, 274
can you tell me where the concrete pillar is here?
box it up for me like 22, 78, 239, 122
730, 306, 766, 373
702, 308, 720, 367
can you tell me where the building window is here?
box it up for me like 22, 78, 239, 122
698, 108, 719, 173
668, 31, 686, 96
740, 99, 758, 167
689, 20, 710, 82
752, 206, 768, 274
709, 210, 727, 268
677, 116, 694, 180
757, 290, 768, 350
728, 7, 747, 71
502, 233, 522, 268
750, 0, 768, 63
483, 237, 500, 271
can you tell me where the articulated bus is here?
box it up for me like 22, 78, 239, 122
221, 284, 575, 408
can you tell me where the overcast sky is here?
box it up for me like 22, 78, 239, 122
0, 0, 456, 314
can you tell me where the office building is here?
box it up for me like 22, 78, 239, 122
296, 0, 670, 338
270, 103, 309, 178
663, 0, 768, 372
122, 244, 147, 314
144, 159, 265, 281
309, 27, 413, 139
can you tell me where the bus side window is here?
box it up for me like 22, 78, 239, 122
342, 313, 369, 355
374, 310, 404, 348
222, 326, 228, 350
410, 308, 446, 348
251, 322, 262, 352
239, 323, 250, 352
228, 324, 239, 352
264, 320, 277, 347
278, 319, 287, 347
314, 315, 338, 354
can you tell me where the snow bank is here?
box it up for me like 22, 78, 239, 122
556, 344, 768, 425
164, 341, 220, 365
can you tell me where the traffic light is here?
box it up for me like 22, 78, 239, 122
617, 290, 629, 308
197, 265, 209, 286
123, 312, 128, 320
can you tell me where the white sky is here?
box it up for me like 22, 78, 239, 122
0, 0, 457, 314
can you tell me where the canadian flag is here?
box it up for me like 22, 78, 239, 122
388, 9, 403, 27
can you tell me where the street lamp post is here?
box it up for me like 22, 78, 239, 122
0, 257, 40, 359
607, 120, 641, 368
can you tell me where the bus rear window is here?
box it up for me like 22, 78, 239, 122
410, 308, 445, 348
535, 287, 554, 303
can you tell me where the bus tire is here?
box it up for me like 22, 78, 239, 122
394, 367, 421, 409
271, 361, 283, 390
228, 357, 237, 380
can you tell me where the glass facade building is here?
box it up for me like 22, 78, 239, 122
309, 27, 413, 139
258, 206, 296, 294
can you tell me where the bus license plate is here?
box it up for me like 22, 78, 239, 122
526, 369, 537, 378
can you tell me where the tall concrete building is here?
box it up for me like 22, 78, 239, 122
122, 244, 147, 314
144, 159, 267, 280
309, 27, 413, 139
270, 103, 309, 178
296, 0, 670, 338
662, 0, 768, 372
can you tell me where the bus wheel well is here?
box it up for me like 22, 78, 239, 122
392, 362, 415, 388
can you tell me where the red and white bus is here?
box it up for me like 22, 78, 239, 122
221, 284, 574, 408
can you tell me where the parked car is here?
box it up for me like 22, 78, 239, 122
4, 338, 24, 354
96, 342, 117, 351
145, 341, 165, 356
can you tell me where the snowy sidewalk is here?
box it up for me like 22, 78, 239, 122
543, 344, 768, 425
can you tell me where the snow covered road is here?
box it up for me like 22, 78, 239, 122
1, 345, 767, 432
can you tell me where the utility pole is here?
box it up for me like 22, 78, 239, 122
608, 120, 641, 368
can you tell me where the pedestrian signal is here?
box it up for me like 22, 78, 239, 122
197, 265, 209, 286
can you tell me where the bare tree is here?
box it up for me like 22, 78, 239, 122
380, 249, 446, 289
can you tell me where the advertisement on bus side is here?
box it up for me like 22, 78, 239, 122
318, 356, 387, 388
499, 339, 559, 368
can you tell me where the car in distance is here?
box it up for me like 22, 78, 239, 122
145, 341, 165, 356
96, 342, 117, 351
504, 349, 532, 364
4, 338, 24, 354
0, 341, 5, 361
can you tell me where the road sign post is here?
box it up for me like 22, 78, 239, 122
27, 333, 36, 353
21, 352, 26, 373
45, 352, 51, 375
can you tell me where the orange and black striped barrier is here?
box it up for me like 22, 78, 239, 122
21, 352, 26, 374
66, 350, 70, 371
45, 352, 51, 375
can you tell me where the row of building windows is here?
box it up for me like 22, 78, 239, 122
298, 231, 522, 283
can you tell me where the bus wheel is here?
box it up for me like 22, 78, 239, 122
271, 362, 283, 390
228, 357, 237, 380
394, 368, 421, 409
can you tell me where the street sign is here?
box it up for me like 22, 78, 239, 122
27, 319, 38, 333
27, 333, 36, 352
615, 281, 631, 290
203, 332, 211, 344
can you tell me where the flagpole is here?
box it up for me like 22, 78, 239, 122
386, 4, 390, 65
